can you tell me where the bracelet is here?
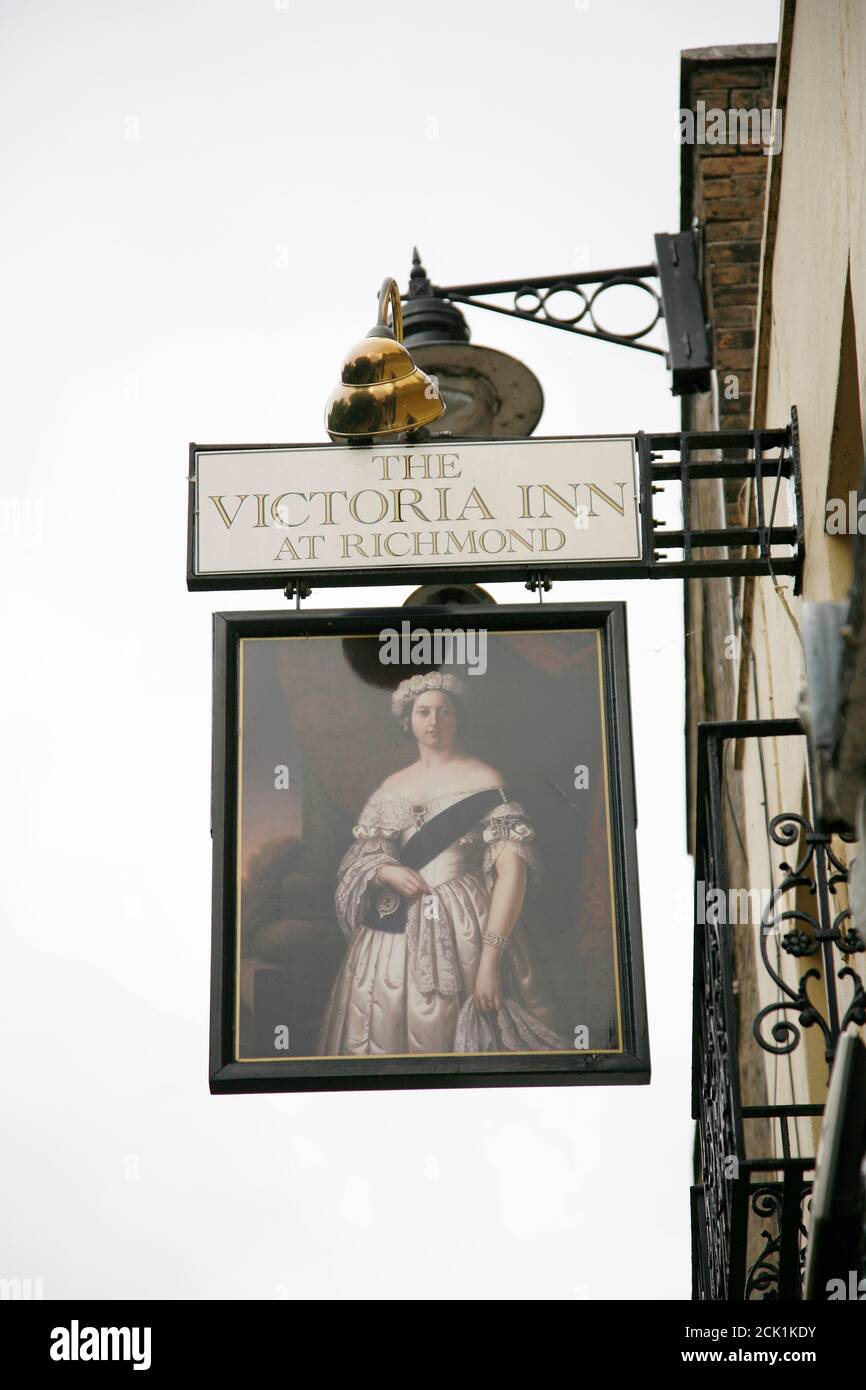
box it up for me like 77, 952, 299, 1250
482, 928, 509, 950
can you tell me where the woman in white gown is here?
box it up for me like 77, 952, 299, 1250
317, 671, 568, 1057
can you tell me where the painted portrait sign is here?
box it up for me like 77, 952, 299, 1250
209, 603, 649, 1092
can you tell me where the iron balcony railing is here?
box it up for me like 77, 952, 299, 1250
691, 719, 862, 1300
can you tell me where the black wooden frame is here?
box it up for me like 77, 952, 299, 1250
209, 601, 650, 1093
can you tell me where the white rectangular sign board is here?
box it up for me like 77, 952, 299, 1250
188, 436, 642, 589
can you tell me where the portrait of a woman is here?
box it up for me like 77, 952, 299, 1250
317, 671, 569, 1056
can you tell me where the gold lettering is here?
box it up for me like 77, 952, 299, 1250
273, 537, 302, 562
411, 530, 441, 556
535, 484, 579, 519
455, 487, 493, 521
540, 528, 566, 552
433, 487, 452, 521
478, 529, 506, 554
439, 452, 461, 478
402, 453, 432, 479
390, 488, 430, 524
307, 490, 347, 525
348, 489, 388, 524
506, 528, 535, 552
209, 494, 249, 529
442, 530, 478, 555
270, 493, 309, 527
373, 454, 401, 481
517, 484, 533, 519
384, 531, 411, 557
586, 482, 626, 517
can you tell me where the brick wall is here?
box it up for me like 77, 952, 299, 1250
681, 45, 777, 788
680, 47, 778, 1182
680, 47, 776, 430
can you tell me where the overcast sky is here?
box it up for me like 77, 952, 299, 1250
1, 0, 779, 1300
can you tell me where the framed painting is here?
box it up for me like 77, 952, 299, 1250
209, 602, 649, 1091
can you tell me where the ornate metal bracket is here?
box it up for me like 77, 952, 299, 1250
434, 265, 664, 353
423, 231, 712, 395
743, 1179, 812, 1300
755, 813, 865, 1066
638, 410, 803, 592
692, 718, 862, 1300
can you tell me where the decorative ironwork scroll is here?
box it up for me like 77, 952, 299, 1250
691, 719, 860, 1300
438, 267, 666, 357
755, 813, 864, 1067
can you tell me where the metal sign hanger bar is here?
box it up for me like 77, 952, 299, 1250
189, 410, 803, 598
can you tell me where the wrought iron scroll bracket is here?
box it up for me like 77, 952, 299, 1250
692, 719, 860, 1301
430, 230, 713, 395
753, 810, 863, 1067
434, 267, 666, 357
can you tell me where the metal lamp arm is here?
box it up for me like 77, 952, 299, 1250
409, 230, 712, 394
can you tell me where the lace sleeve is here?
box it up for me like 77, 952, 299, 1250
480, 799, 541, 889
333, 791, 404, 943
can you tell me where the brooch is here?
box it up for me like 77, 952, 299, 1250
482, 816, 533, 844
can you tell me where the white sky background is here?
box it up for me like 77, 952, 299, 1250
0, 0, 779, 1300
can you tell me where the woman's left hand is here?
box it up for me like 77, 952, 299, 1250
474, 955, 502, 1013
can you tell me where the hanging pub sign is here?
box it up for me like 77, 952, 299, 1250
209, 600, 649, 1093
187, 434, 641, 590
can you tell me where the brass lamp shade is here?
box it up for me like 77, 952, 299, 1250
326, 278, 446, 442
